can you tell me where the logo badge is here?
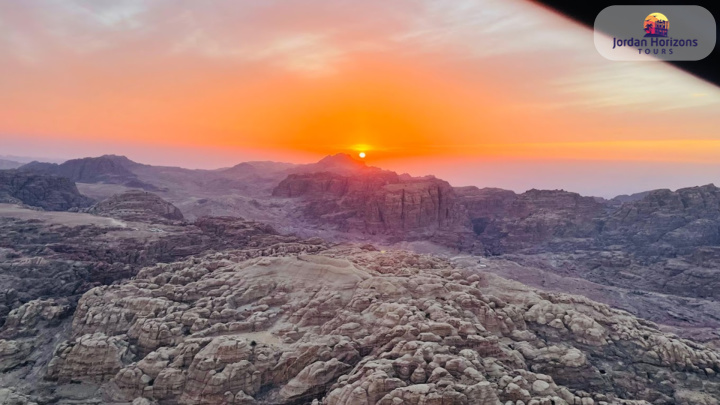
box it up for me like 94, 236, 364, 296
594, 5, 716, 61
644, 12, 669, 37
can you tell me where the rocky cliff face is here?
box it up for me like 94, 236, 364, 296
88, 190, 185, 224
471, 185, 720, 343
460, 187, 607, 254
0, 170, 94, 211
276, 176, 609, 254
11, 245, 720, 405
457, 184, 720, 257
601, 184, 720, 256
274, 171, 467, 239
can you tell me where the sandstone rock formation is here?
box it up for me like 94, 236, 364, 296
6, 155, 720, 405
0, 204, 325, 324
273, 171, 468, 240
0, 203, 328, 401
601, 184, 720, 256
27, 245, 720, 405
87, 190, 185, 224
0, 170, 94, 211
459, 187, 606, 254
471, 184, 720, 342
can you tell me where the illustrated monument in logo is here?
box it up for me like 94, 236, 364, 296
644, 13, 669, 37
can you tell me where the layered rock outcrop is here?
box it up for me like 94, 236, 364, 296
487, 184, 720, 331
458, 187, 606, 254
34, 246, 720, 405
273, 172, 467, 239
273, 173, 610, 253
0, 170, 94, 211
0, 204, 328, 401
601, 184, 720, 256
0, 205, 324, 325
87, 190, 185, 224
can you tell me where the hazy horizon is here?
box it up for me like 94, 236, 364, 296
4, 148, 720, 199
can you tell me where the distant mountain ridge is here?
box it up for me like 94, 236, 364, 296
6, 152, 720, 356
0, 170, 94, 210
0, 159, 22, 170
16, 153, 720, 257
20, 155, 159, 191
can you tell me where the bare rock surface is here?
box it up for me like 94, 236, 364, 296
460, 187, 606, 254
451, 254, 720, 348
0, 170, 94, 211
272, 171, 470, 248
87, 190, 185, 224
7, 155, 720, 405
0, 203, 326, 403
601, 184, 720, 256
23, 245, 720, 405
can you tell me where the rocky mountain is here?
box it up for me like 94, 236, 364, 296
87, 190, 185, 224
294, 153, 380, 175
0, 170, 94, 211
20, 155, 159, 191
273, 171, 468, 244
3, 155, 720, 404
219, 162, 285, 178
58, 155, 380, 222
456, 183, 720, 258
28, 153, 720, 278
459, 187, 607, 254
15, 154, 431, 226
601, 184, 720, 255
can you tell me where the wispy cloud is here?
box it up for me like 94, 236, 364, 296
394, 0, 587, 57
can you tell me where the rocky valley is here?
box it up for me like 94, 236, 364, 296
2, 154, 720, 404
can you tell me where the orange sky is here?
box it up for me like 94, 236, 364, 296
1, 0, 719, 196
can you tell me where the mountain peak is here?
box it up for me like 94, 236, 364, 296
291, 153, 376, 176
95, 154, 139, 166
316, 153, 366, 166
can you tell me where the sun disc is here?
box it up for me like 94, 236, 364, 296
359, 152, 366, 158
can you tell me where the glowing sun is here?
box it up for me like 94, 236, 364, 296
358, 152, 366, 158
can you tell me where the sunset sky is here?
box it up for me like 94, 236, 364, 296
1, 0, 719, 196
